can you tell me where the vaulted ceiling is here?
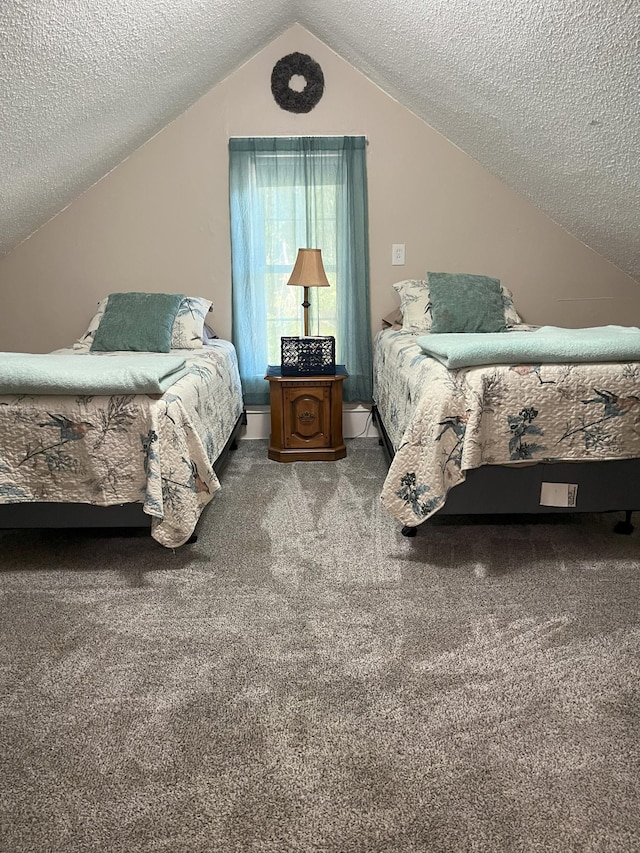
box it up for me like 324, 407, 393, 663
1, 1, 638, 279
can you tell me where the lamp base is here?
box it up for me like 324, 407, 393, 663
302, 286, 310, 336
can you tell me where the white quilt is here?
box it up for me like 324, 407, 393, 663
374, 330, 640, 528
0, 341, 244, 547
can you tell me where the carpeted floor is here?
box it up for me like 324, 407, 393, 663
1, 438, 639, 853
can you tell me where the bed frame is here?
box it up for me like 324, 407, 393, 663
372, 405, 640, 537
0, 410, 247, 541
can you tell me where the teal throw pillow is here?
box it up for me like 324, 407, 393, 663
428, 272, 506, 334
90, 292, 185, 352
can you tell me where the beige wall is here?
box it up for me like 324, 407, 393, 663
1, 24, 638, 354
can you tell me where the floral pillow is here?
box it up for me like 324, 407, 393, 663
171, 296, 213, 349
498, 284, 523, 327
392, 279, 432, 334
75, 294, 213, 350
73, 297, 109, 350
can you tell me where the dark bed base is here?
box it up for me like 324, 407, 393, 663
371, 405, 640, 537
0, 409, 248, 539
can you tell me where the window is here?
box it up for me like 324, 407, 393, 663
229, 136, 372, 405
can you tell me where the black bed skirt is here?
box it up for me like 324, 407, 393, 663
372, 405, 640, 517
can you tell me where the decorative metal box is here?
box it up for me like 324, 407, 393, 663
280, 335, 336, 376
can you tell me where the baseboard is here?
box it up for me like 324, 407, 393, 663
241, 408, 271, 440
240, 404, 379, 440
343, 404, 379, 439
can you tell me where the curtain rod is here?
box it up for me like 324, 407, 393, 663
229, 135, 368, 142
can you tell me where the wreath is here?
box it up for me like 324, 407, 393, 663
271, 53, 325, 113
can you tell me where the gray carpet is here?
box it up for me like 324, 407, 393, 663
1, 438, 639, 853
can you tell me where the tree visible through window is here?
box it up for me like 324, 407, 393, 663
229, 137, 372, 405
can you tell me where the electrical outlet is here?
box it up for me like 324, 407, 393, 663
392, 243, 405, 265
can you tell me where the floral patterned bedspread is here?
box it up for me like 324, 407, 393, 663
374, 329, 640, 528
0, 341, 244, 548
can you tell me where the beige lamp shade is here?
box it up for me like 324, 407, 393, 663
286, 248, 330, 336
286, 248, 331, 289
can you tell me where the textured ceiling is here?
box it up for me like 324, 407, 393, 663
1, 0, 639, 279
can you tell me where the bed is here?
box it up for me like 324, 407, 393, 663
374, 274, 640, 536
0, 293, 246, 548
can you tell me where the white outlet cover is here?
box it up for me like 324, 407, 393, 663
392, 243, 405, 265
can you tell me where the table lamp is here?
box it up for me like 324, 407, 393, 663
286, 248, 330, 336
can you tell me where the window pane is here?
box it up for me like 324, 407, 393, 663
259, 162, 338, 359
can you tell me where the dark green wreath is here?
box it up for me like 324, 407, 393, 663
271, 53, 325, 113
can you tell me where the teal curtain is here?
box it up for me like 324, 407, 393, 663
229, 136, 372, 405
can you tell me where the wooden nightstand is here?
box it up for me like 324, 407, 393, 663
265, 366, 347, 462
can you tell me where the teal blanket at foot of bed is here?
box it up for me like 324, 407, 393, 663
416, 325, 640, 368
0, 352, 190, 395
